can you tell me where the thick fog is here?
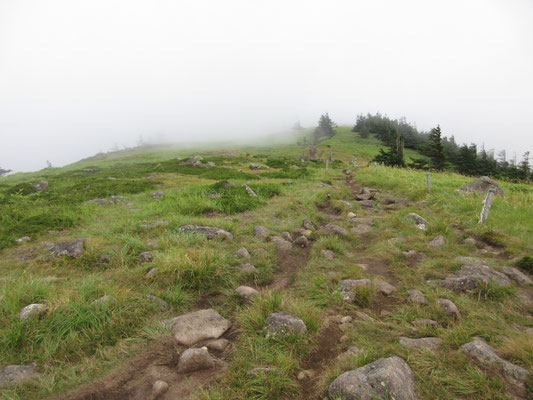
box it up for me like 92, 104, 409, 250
1, 0, 532, 172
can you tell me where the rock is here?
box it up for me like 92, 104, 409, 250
301, 229, 313, 238
207, 338, 231, 351
440, 264, 511, 292
0, 363, 39, 388
408, 290, 426, 305
20, 304, 45, 321
381, 196, 409, 205
294, 235, 309, 248
151, 191, 165, 199
249, 163, 268, 170
86, 198, 110, 204
322, 249, 335, 259
436, 299, 460, 319
98, 254, 111, 263
266, 312, 307, 336
404, 213, 429, 230
399, 337, 442, 351
388, 237, 407, 244
339, 200, 352, 208
33, 181, 49, 191
377, 281, 396, 296
178, 348, 215, 373
235, 247, 251, 259
319, 223, 348, 237
411, 319, 438, 327
463, 237, 479, 246
179, 225, 233, 240
356, 193, 373, 201
458, 176, 505, 196
145, 267, 158, 279
109, 195, 129, 203
254, 226, 271, 238
461, 338, 529, 391
350, 217, 373, 224
243, 184, 258, 197
347, 212, 357, 219
139, 251, 154, 262
271, 236, 293, 251
281, 231, 293, 242
16, 236, 30, 243
403, 250, 418, 258
303, 219, 315, 231
92, 295, 115, 305
358, 200, 375, 208
340, 316, 353, 324
336, 345, 362, 361
235, 286, 258, 301
45, 238, 86, 258
351, 224, 372, 234
328, 356, 418, 400
140, 221, 169, 229
151, 380, 169, 399
241, 263, 257, 273
355, 311, 374, 322
339, 279, 372, 301
169, 309, 231, 346
455, 256, 489, 266
429, 235, 446, 248
145, 294, 169, 308
501, 267, 533, 285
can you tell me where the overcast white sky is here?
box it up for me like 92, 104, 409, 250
1, 0, 532, 172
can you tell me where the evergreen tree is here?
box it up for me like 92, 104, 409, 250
0, 167, 11, 177
314, 113, 336, 143
427, 125, 446, 170
519, 151, 531, 180
373, 132, 405, 167
359, 124, 370, 138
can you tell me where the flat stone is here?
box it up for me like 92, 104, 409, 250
400, 337, 442, 351
241, 263, 257, 273
20, 304, 46, 321
319, 223, 348, 237
408, 290, 426, 305
179, 225, 233, 240
254, 226, 271, 238
501, 267, 532, 285
358, 200, 375, 208
355, 311, 374, 322
207, 338, 231, 351
458, 176, 505, 196
235, 286, 258, 301
169, 309, 231, 346
271, 236, 293, 251
139, 251, 154, 262
145, 267, 158, 279
109, 195, 129, 203
16, 236, 31, 243
178, 348, 215, 373
321, 249, 335, 260
235, 247, 251, 259
440, 264, 511, 292
377, 281, 396, 296
437, 298, 460, 319
404, 213, 429, 230
429, 235, 446, 248
340, 279, 372, 301
0, 363, 40, 388
336, 345, 362, 361
455, 256, 489, 266
351, 224, 372, 234
266, 312, 307, 336
45, 238, 86, 258
388, 237, 407, 244
328, 356, 418, 400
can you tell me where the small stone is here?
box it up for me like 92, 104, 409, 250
408, 290, 426, 305
20, 304, 45, 321
235, 247, 251, 259
303, 219, 315, 231
339, 279, 372, 301
145, 267, 158, 279
16, 236, 30, 243
235, 286, 259, 301
98, 254, 111, 263
399, 337, 442, 351
207, 338, 231, 352
301, 229, 313, 238
151, 191, 165, 199
351, 224, 373, 234
0, 363, 40, 388
92, 295, 115, 305
356, 263, 369, 271
411, 319, 438, 327
388, 237, 407, 244
145, 294, 169, 308
109, 195, 129, 203
437, 298, 460, 319
405, 213, 429, 230
340, 316, 352, 324
241, 263, 257, 273
297, 371, 306, 380
243, 183, 258, 197
266, 312, 307, 336
321, 249, 335, 260
254, 226, 271, 238
403, 250, 418, 258
151, 380, 169, 399
178, 348, 215, 373
377, 281, 396, 296
179, 225, 233, 240
464, 237, 479, 246
347, 212, 357, 219
271, 236, 293, 251
45, 238, 86, 258
350, 217, 373, 224
429, 235, 446, 248
355, 311, 374, 322
139, 251, 154, 262
294, 236, 309, 248
281, 232, 293, 242
336, 346, 362, 361
358, 200, 375, 208
319, 223, 348, 237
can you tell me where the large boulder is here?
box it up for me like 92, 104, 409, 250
0, 363, 40, 388
168, 309, 231, 346
179, 225, 233, 240
458, 176, 505, 196
440, 264, 511, 292
266, 312, 307, 336
328, 356, 418, 400
45, 239, 86, 258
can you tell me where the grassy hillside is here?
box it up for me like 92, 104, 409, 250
0, 130, 532, 400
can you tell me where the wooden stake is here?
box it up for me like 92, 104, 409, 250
426, 173, 431, 193
374, 162, 377, 171
479, 189, 496, 224
325, 159, 329, 175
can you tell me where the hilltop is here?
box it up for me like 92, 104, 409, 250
0, 128, 532, 400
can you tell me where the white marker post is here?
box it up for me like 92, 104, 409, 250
426, 173, 431, 193
374, 162, 377, 171
325, 159, 329, 175
478, 189, 496, 224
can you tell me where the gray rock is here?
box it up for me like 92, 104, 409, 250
207, 193, 221, 199
20, 304, 46, 321
322, 249, 335, 259
411, 319, 438, 327
98, 254, 111, 263
429, 235, 446, 248
381, 196, 409, 205
249, 163, 268, 170
178, 348, 215, 373
109, 195, 129, 203
358, 200, 375, 208
254, 226, 271, 238
404, 213, 429, 230
455, 256, 489, 266
388, 237, 407, 244
377, 281, 396, 296
356, 193, 373, 201
271, 236, 293, 251
501, 267, 532, 285
243, 184, 258, 197
145, 294, 169, 308
0, 363, 40, 388
179, 225, 233, 240
339, 279, 372, 301
151, 380, 169, 399
461, 338, 529, 390
351, 224, 372, 234
328, 356, 418, 400
336, 345, 362, 361
145, 267, 158, 279
235, 247, 251, 259
408, 290, 426, 305
463, 237, 479, 246
266, 312, 307, 336
45, 238, 86, 258
92, 295, 115, 305
302, 219, 315, 231
207, 338, 230, 351
241, 263, 257, 273
169, 309, 231, 346
440, 264, 512, 292
319, 223, 348, 237
139, 251, 154, 262
294, 235, 309, 248
33, 181, 49, 191
400, 337, 442, 351
235, 286, 258, 301
151, 191, 165, 199
16, 236, 30, 243
458, 176, 505, 196
437, 298, 460, 319
140, 221, 169, 229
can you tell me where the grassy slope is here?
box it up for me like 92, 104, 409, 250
0, 129, 532, 400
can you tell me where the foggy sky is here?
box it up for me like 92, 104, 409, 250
1, 0, 532, 172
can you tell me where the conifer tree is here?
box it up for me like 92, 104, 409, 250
427, 125, 446, 170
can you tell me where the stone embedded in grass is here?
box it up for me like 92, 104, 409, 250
501, 267, 532, 285
140, 221, 169, 229
458, 176, 505, 196
254, 225, 272, 238
92, 295, 115, 305
350, 217, 374, 225
455, 256, 489, 266
461, 337, 529, 393
178, 348, 215, 373
389, 237, 407, 244
400, 337, 442, 351
235, 286, 258, 301
145, 294, 169, 308
338, 200, 352, 208
404, 213, 429, 230
377, 281, 396, 296
358, 199, 375, 208
440, 264, 511, 292
240, 263, 257, 273
151, 191, 165, 199
169, 309, 231, 346
408, 289, 426, 305
145, 267, 158, 279
139, 251, 154, 262
179, 225, 233, 240
329, 356, 418, 400
347, 212, 357, 219
0, 363, 40, 388
266, 312, 307, 337
355, 311, 374, 322
16, 236, 30, 243
302, 218, 315, 231
45, 238, 86, 258
86, 198, 110, 204
321, 249, 335, 260
249, 163, 268, 170
429, 235, 446, 248
151, 380, 169, 399
436, 298, 460, 319
339, 279, 372, 301
33, 181, 49, 191
109, 195, 129, 203
271, 236, 293, 251
281, 231, 293, 242
351, 224, 372, 234
293, 235, 309, 248
336, 345, 362, 361
242, 183, 257, 197
356, 193, 373, 201
234, 247, 251, 259
381, 196, 409, 206
319, 223, 348, 237
411, 319, 438, 327
20, 304, 46, 321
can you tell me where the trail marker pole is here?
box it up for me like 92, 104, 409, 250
325, 159, 329, 175
426, 173, 431, 193
352, 158, 357, 168
478, 189, 496, 224
374, 162, 377, 171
